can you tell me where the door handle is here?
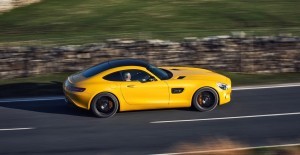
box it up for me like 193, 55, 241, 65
127, 85, 135, 88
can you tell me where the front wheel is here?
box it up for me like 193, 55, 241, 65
91, 93, 119, 118
192, 87, 219, 112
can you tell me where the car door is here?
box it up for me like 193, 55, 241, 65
120, 69, 169, 105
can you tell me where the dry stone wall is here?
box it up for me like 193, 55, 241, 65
0, 36, 300, 79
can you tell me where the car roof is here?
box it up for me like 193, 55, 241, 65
108, 59, 149, 68
81, 59, 150, 78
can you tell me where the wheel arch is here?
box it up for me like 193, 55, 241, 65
191, 86, 220, 107
88, 91, 120, 112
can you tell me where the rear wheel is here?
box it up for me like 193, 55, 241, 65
91, 93, 119, 118
193, 87, 219, 112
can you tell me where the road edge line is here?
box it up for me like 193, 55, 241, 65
1, 83, 300, 102
0, 127, 35, 131
150, 112, 300, 124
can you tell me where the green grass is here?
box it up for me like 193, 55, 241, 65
0, 73, 71, 85
0, 0, 300, 45
221, 72, 300, 86
1, 72, 300, 98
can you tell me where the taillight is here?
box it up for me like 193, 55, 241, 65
67, 85, 86, 92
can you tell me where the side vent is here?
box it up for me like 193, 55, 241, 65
171, 88, 184, 94
177, 76, 185, 79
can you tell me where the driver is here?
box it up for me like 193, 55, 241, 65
124, 72, 131, 81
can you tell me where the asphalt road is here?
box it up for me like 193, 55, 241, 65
0, 85, 300, 155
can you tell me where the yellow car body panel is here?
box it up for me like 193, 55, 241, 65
63, 61, 231, 112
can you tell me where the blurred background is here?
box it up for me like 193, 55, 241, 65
0, 0, 299, 96
0, 0, 299, 45
1, 0, 300, 97
0, 1, 300, 155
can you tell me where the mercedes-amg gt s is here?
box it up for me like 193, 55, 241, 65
64, 59, 231, 118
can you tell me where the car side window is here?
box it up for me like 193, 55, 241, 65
103, 71, 123, 81
121, 69, 155, 82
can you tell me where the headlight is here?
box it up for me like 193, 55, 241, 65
217, 82, 228, 90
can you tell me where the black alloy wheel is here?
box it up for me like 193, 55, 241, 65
193, 87, 219, 112
91, 93, 119, 118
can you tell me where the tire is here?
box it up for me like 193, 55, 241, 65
90, 93, 119, 118
192, 87, 219, 112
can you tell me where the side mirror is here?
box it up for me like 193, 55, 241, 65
148, 76, 157, 82
140, 76, 156, 83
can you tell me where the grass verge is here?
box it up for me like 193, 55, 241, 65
0, 72, 300, 98
0, 0, 299, 45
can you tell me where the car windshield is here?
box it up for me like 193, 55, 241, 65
147, 65, 172, 80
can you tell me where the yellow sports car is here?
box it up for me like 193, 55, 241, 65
64, 59, 231, 118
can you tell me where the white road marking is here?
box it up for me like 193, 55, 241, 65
0, 83, 299, 103
151, 143, 300, 155
232, 83, 300, 90
0, 96, 64, 103
150, 112, 300, 124
0, 127, 35, 131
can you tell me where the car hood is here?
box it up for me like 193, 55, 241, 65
161, 67, 230, 83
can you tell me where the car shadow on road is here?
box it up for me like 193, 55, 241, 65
0, 99, 94, 118
0, 81, 64, 98
0, 81, 94, 117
